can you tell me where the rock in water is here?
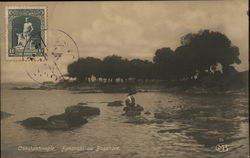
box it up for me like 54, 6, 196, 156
125, 117, 151, 124
47, 113, 67, 122
46, 121, 71, 130
123, 104, 144, 116
48, 113, 88, 126
22, 113, 88, 130
20, 104, 99, 130
123, 111, 141, 116
107, 101, 123, 106
154, 112, 171, 119
135, 105, 144, 111
1, 111, 13, 119
47, 113, 88, 129
21, 117, 48, 129
65, 113, 88, 126
47, 114, 70, 130
78, 102, 88, 105
144, 111, 151, 115
65, 105, 100, 117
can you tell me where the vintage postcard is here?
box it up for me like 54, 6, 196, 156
5, 6, 47, 61
0, 1, 249, 158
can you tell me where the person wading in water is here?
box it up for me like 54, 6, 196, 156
125, 91, 137, 111
123, 90, 144, 116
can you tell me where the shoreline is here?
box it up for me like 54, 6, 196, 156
7, 82, 248, 96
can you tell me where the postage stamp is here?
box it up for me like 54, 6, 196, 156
5, 6, 47, 61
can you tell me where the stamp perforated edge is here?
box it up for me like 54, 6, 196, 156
5, 6, 48, 61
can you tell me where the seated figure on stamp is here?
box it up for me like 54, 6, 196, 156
15, 17, 34, 49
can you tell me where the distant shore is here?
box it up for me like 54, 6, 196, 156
5, 69, 248, 96
8, 80, 248, 96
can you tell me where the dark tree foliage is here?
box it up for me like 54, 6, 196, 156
102, 55, 124, 83
176, 30, 241, 79
130, 59, 154, 83
153, 30, 241, 80
67, 30, 241, 83
153, 47, 175, 80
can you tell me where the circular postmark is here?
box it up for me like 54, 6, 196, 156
24, 29, 79, 84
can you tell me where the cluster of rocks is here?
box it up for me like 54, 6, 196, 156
21, 104, 100, 130
107, 101, 165, 125
107, 101, 145, 117
20, 100, 173, 129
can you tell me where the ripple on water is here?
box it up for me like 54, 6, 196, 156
1, 90, 249, 158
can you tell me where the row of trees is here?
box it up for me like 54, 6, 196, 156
67, 55, 154, 83
67, 30, 241, 83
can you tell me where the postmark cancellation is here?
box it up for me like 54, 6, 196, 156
5, 6, 47, 61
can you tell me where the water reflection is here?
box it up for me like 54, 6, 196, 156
159, 94, 248, 149
1, 90, 248, 158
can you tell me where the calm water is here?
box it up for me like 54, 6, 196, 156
1, 88, 249, 158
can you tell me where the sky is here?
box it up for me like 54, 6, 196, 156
0, 0, 249, 83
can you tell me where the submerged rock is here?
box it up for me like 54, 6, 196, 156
154, 112, 172, 119
65, 105, 100, 117
123, 111, 141, 116
107, 101, 123, 106
124, 117, 165, 125
1, 111, 14, 119
158, 127, 189, 133
78, 102, 88, 105
39, 113, 47, 116
144, 111, 151, 115
124, 117, 151, 124
150, 119, 165, 124
11, 87, 36, 90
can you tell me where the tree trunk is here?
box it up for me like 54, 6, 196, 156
112, 78, 116, 84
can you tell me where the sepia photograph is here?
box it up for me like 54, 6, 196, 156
0, 1, 249, 158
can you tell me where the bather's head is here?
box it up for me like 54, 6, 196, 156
25, 17, 30, 23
